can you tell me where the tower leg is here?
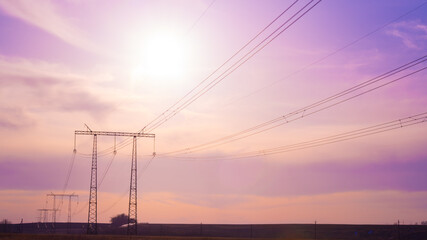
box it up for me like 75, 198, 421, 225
67, 196, 71, 233
52, 196, 56, 233
128, 136, 138, 235
87, 135, 98, 234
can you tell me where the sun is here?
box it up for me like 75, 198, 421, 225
131, 31, 191, 83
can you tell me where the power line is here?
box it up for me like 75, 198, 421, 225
78, 0, 319, 157
166, 112, 427, 161
240, 113, 427, 157
79, 0, 228, 157
62, 151, 76, 193
223, 1, 427, 107
73, 154, 156, 216
98, 153, 116, 188
196, 64, 427, 154
99, 155, 156, 215
74, 1, 425, 159
145, 0, 322, 133
141, 0, 302, 133
186, 0, 217, 34
160, 55, 427, 156
78, 55, 426, 159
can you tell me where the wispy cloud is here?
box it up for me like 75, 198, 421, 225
0, 55, 115, 121
0, 0, 101, 54
386, 20, 427, 49
0, 107, 35, 129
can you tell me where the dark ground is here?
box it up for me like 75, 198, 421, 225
1, 222, 427, 239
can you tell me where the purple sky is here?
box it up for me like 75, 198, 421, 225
0, 0, 426, 224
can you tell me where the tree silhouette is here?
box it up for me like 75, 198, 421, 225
110, 213, 128, 227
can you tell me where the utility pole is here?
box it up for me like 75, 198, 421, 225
75, 128, 155, 235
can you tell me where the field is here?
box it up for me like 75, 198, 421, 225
1, 223, 427, 240
1, 234, 265, 240
0, 234, 364, 240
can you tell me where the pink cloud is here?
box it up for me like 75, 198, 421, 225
0, 0, 101, 54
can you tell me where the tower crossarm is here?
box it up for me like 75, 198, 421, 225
75, 130, 155, 138
47, 193, 78, 198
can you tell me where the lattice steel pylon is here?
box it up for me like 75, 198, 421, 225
46, 193, 78, 233
87, 134, 98, 234
128, 136, 138, 235
75, 128, 155, 235
37, 209, 55, 223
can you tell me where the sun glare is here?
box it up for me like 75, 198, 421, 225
131, 32, 191, 83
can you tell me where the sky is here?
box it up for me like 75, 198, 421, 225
0, 0, 426, 225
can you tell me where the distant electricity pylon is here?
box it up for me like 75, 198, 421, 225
37, 208, 57, 233
37, 208, 56, 223
46, 193, 78, 232
75, 125, 155, 235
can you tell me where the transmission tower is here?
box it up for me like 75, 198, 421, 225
42, 194, 62, 233
37, 208, 55, 223
47, 193, 78, 232
46, 194, 58, 225
75, 127, 155, 235
37, 208, 57, 233
128, 136, 138, 235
